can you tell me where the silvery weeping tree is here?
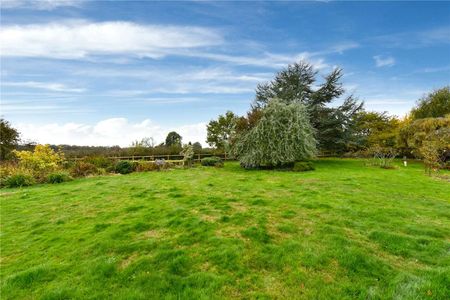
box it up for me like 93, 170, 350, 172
254, 61, 363, 154
233, 100, 316, 168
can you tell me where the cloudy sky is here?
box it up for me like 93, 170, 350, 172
1, 0, 449, 146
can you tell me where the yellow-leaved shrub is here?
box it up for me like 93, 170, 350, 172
13, 144, 65, 180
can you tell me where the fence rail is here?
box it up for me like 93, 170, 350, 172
68, 153, 229, 162
67, 151, 336, 162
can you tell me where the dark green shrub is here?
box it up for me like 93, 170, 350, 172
70, 161, 99, 177
201, 156, 223, 167
114, 161, 136, 174
46, 172, 73, 184
292, 161, 315, 172
4, 173, 35, 188
105, 165, 116, 173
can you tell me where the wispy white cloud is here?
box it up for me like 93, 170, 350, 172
181, 41, 355, 69
183, 51, 329, 69
0, 19, 330, 70
73, 66, 270, 95
0, 18, 341, 72
373, 55, 395, 67
172, 68, 272, 82
328, 41, 360, 54
415, 65, 450, 74
184, 40, 358, 69
2, 81, 86, 92
1, 104, 93, 114
151, 86, 254, 94
104, 86, 253, 96
117, 97, 203, 105
417, 26, 450, 46
372, 26, 450, 48
73, 67, 272, 83
16, 118, 208, 146
0, 20, 223, 59
1, 0, 83, 10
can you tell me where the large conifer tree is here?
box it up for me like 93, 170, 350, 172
253, 61, 363, 153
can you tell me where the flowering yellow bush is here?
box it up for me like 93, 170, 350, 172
13, 144, 65, 174
0, 163, 17, 186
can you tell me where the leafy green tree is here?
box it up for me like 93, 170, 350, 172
0, 119, 20, 160
192, 142, 202, 153
411, 87, 450, 119
233, 100, 316, 168
398, 115, 450, 165
354, 111, 400, 149
206, 111, 238, 152
234, 108, 263, 136
165, 131, 182, 147
253, 61, 363, 153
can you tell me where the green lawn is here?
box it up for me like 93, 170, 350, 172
1, 159, 449, 299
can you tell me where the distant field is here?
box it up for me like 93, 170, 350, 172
1, 159, 449, 299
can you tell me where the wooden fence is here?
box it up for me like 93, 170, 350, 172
68, 151, 336, 162
68, 153, 229, 162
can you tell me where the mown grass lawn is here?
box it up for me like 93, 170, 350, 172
1, 159, 449, 299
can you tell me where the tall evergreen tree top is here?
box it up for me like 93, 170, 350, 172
251, 60, 363, 153
254, 61, 345, 109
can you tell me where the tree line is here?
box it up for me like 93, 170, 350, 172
0, 125, 211, 160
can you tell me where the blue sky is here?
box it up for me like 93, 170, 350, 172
1, 0, 449, 146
